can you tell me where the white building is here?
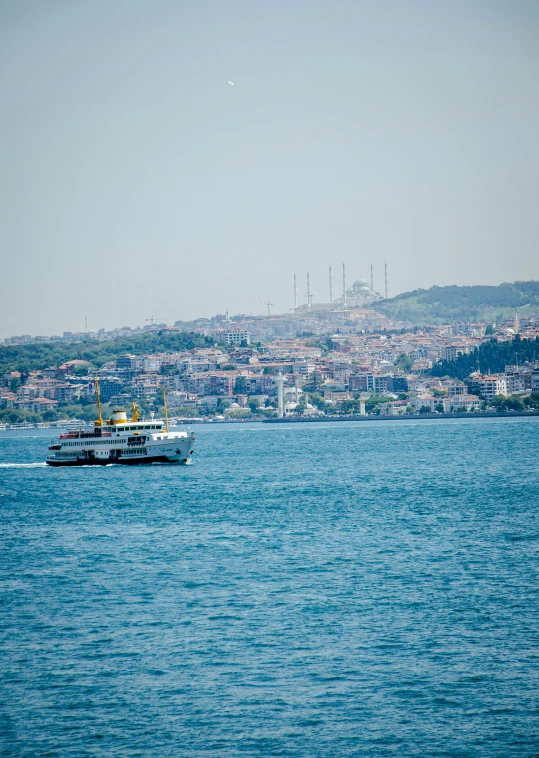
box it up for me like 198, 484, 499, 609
476, 376, 508, 400
224, 330, 251, 347
379, 400, 408, 416
443, 394, 482, 412
409, 395, 438, 412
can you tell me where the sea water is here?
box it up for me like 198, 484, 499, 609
1, 418, 538, 757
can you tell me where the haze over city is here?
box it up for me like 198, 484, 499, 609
1, 0, 539, 339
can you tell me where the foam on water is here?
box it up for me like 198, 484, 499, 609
0, 462, 47, 468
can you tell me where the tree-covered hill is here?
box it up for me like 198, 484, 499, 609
430, 336, 539, 380
0, 331, 214, 375
375, 281, 539, 324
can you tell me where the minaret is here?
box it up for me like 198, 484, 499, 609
329, 265, 333, 304
370, 263, 374, 293
384, 261, 388, 299
514, 312, 520, 335
342, 263, 347, 307
274, 373, 286, 418
293, 273, 297, 312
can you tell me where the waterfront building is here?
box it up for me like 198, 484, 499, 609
466, 375, 508, 400
379, 400, 408, 416
442, 394, 482, 413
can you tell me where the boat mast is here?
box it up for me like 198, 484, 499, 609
131, 401, 140, 422
95, 372, 103, 427
162, 386, 169, 432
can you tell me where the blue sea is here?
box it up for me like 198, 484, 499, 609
1, 418, 538, 757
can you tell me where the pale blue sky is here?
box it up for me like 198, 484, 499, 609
1, 0, 539, 337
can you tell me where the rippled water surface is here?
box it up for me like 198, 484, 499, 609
1, 418, 538, 757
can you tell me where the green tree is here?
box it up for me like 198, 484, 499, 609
248, 399, 260, 414
432, 388, 447, 398
309, 393, 329, 412
73, 364, 92, 376
234, 376, 247, 394
173, 406, 200, 417
394, 353, 413, 373
524, 393, 539, 410
430, 336, 539, 380
341, 399, 359, 415
489, 394, 525, 412
364, 394, 395, 414
0, 331, 213, 374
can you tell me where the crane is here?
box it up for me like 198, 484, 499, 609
145, 316, 177, 325
256, 301, 274, 318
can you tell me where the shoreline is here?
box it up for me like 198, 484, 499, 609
2, 410, 538, 432
263, 410, 539, 424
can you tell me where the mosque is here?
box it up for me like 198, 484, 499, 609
294, 265, 387, 313
333, 278, 382, 308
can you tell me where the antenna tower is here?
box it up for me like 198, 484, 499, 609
384, 261, 388, 299
293, 274, 297, 312
370, 264, 374, 293
307, 272, 311, 311
329, 265, 333, 304
342, 263, 347, 307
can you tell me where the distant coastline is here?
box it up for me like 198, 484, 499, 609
263, 410, 539, 424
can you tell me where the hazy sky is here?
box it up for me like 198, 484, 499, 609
1, 0, 539, 337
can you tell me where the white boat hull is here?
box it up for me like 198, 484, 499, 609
46, 432, 195, 467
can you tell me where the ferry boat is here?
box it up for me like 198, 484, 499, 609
46, 381, 195, 467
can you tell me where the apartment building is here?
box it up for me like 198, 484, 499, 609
187, 372, 235, 396
223, 330, 251, 347
466, 375, 508, 400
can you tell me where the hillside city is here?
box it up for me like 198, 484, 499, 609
2, 279, 539, 427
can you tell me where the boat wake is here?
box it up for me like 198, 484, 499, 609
0, 462, 47, 468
